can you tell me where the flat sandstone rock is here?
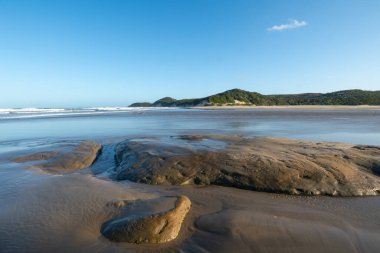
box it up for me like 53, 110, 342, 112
13, 141, 102, 173
114, 136, 380, 196
101, 195, 191, 243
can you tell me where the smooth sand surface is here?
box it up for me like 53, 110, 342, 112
1, 140, 380, 252
1, 172, 380, 253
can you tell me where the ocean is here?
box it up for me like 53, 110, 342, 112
1, 107, 380, 145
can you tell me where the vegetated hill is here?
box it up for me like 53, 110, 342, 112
129, 102, 153, 107
129, 88, 380, 107
270, 90, 380, 105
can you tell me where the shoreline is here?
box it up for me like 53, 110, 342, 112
1, 112, 380, 252
1, 136, 380, 252
2, 143, 380, 252
190, 105, 380, 110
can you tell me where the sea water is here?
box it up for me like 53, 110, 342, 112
1, 108, 380, 146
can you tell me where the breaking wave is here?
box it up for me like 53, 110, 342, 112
0, 107, 175, 120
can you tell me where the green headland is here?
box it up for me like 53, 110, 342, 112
130, 88, 380, 107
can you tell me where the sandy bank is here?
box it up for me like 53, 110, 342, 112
192, 105, 380, 110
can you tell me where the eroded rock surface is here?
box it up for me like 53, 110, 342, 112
101, 195, 191, 243
114, 136, 380, 196
13, 141, 102, 173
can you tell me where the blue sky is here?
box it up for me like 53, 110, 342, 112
1, 0, 380, 107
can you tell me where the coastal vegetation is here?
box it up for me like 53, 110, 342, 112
130, 88, 380, 107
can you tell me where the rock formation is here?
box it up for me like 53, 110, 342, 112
114, 136, 380, 196
101, 195, 191, 243
14, 141, 102, 173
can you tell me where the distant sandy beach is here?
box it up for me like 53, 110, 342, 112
193, 105, 380, 110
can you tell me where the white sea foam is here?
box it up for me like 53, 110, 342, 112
0, 108, 69, 114
0, 107, 175, 120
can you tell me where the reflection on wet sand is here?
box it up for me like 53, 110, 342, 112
1, 109, 380, 252
1, 138, 380, 253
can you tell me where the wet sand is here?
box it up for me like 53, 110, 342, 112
1, 141, 380, 253
1, 109, 380, 252
1, 173, 380, 253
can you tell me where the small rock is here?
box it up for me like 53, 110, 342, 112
13, 141, 102, 173
101, 195, 191, 243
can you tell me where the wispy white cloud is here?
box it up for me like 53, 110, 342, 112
268, 19, 307, 32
